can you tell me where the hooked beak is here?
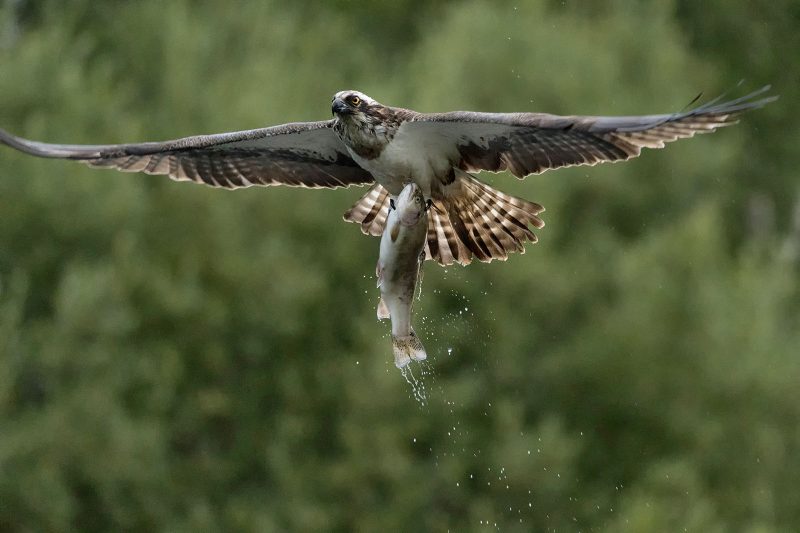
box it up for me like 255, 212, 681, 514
331, 98, 350, 116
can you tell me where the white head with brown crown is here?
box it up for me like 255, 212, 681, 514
330, 90, 400, 159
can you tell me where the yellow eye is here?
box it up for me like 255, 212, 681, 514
350, 95, 361, 106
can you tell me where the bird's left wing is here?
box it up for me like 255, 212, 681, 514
0, 120, 374, 189
405, 86, 777, 179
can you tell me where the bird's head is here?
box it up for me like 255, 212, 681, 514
331, 90, 382, 124
331, 90, 398, 155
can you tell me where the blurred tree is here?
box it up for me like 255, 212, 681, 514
0, 0, 797, 531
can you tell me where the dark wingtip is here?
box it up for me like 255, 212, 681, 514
0, 127, 26, 151
0, 127, 57, 157
0, 127, 102, 159
0, 127, 53, 158
698, 84, 778, 115
681, 92, 705, 113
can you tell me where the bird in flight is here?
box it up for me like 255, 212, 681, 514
0, 86, 775, 265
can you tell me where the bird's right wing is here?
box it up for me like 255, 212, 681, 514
0, 120, 374, 189
406, 86, 777, 179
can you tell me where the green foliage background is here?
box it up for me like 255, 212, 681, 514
0, 1, 798, 531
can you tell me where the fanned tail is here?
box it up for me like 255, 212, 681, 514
427, 170, 544, 265
343, 183, 391, 236
342, 171, 545, 266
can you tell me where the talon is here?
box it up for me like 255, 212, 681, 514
425, 199, 433, 211
390, 198, 396, 210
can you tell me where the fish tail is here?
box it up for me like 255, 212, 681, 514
391, 329, 427, 369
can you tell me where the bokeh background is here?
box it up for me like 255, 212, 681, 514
1, 1, 798, 531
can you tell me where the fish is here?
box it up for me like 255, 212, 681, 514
376, 182, 429, 368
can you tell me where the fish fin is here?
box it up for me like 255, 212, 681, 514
391, 329, 427, 368
376, 261, 383, 288
377, 297, 390, 320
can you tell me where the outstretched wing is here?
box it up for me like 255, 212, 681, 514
0, 120, 374, 189
406, 86, 777, 178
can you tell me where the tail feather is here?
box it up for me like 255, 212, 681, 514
468, 186, 527, 256
467, 177, 539, 246
342, 172, 545, 266
391, 329, 427, 369
425, 202, 472, 265
342, 183, 391, 236
432, 170, 544, 265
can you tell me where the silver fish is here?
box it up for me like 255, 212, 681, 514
376, 182, 429, 368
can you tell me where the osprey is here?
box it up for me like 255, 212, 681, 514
0, 86, 775, 265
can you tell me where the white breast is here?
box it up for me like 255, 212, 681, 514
352, 122, 457, 197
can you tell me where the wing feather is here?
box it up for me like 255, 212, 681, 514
407, 86, 777, 178
0, 120, 374, 189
